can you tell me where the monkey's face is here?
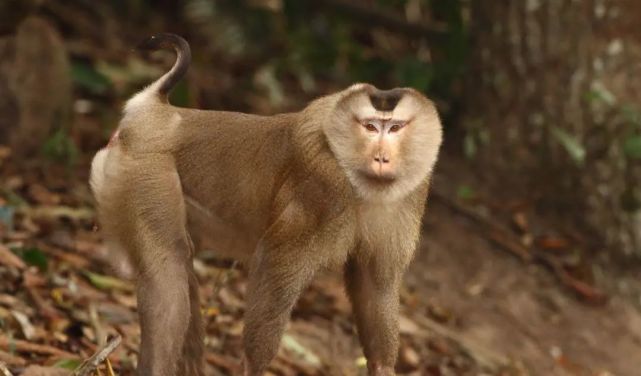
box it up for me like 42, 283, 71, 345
325, 84, 442, 201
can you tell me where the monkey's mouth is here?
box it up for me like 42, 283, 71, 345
358, 170, 397, 186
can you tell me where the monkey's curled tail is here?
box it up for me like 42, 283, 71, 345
125, 33, 190, 111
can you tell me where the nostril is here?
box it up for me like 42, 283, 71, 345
374, 156, 381, 162
382, 157, 390, 163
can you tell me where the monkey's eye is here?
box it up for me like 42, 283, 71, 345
389, 124, 403, 133
364, 123, 378, 132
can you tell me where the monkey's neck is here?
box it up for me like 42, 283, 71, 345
291, 116, 352, 199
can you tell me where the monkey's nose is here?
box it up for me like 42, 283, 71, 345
374, 153, 390, 164
370, 152, 395, 180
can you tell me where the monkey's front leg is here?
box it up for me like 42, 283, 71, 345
346, 257, 404, 376
242, 245, 317, 376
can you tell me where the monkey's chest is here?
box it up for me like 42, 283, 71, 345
355, 203, 418, 257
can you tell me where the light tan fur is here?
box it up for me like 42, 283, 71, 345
90, 35, 442, 376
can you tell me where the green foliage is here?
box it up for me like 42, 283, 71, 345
192, 0, 468, 101
550, 127, 586, 165
2, 188, 26, 207
463, 120, 489, 159
586, 98, 641, 213
169, 79, 191, 107
428, 0, 467, 95
456, 185, 476, 201
620, 105, 641, 161
620, 104, 641, 126
584, 86, 616, 106
83, 271, 132, 291
42, 128, 79, 165
623, 136, 641, 159
16, 247, 48, 271
71, 61, 112, 95
463, 132, 476, 159
394, 58, 433, 92
52, 358, 83, 370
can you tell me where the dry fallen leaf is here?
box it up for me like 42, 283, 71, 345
10, 310, 36, 340
0, 245, 26, 270
27, 184, 62, 206
21, 366, 70, 376
281, 334, 321, 367
397, 345, 420, 371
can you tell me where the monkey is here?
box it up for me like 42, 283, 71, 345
89, 33, 442, 376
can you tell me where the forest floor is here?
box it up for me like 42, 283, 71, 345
1, 151, 639, 376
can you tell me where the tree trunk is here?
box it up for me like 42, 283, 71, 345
466, 0, 641, 257
0, 16, 71, 157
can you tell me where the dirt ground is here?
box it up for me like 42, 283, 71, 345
284, 157, 641, 376
411, 202, 641, 376
2, 155, 641, 376
288, 199, 641, 376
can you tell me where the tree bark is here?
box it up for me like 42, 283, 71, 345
0, 16, 71, 157
466, 0, 641, 257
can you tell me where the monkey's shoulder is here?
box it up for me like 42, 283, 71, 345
271, 171, 351, 228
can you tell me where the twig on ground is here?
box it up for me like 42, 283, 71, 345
0, 350, 26, 367
19, 206, 95, 223
36, 241, 91, 269
89, 303, 106, 348
432, 190, 531, 261
0, 336, 76, 358
409, 314, 506, 369
0, 244, 26, 270
0, 361, 14, 376
105, 358, 115, 376
547, 258, 607, 304
23, 272, 61, 320
72, 335, 122, 376
432, 189, 607, 304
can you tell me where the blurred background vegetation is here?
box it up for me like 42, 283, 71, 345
2, 0, 641, 267
2, 0, 641, 374
3, 0, 641, 260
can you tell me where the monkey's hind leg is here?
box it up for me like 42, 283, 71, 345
180, 235, 205, 376
117, 160, 203, 376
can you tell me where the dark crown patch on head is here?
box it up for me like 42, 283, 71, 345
368, 88, 404, 112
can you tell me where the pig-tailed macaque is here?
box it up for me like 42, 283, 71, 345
90, 33, 442, 376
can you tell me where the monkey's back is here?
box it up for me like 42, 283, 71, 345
174, 109, 298, 257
